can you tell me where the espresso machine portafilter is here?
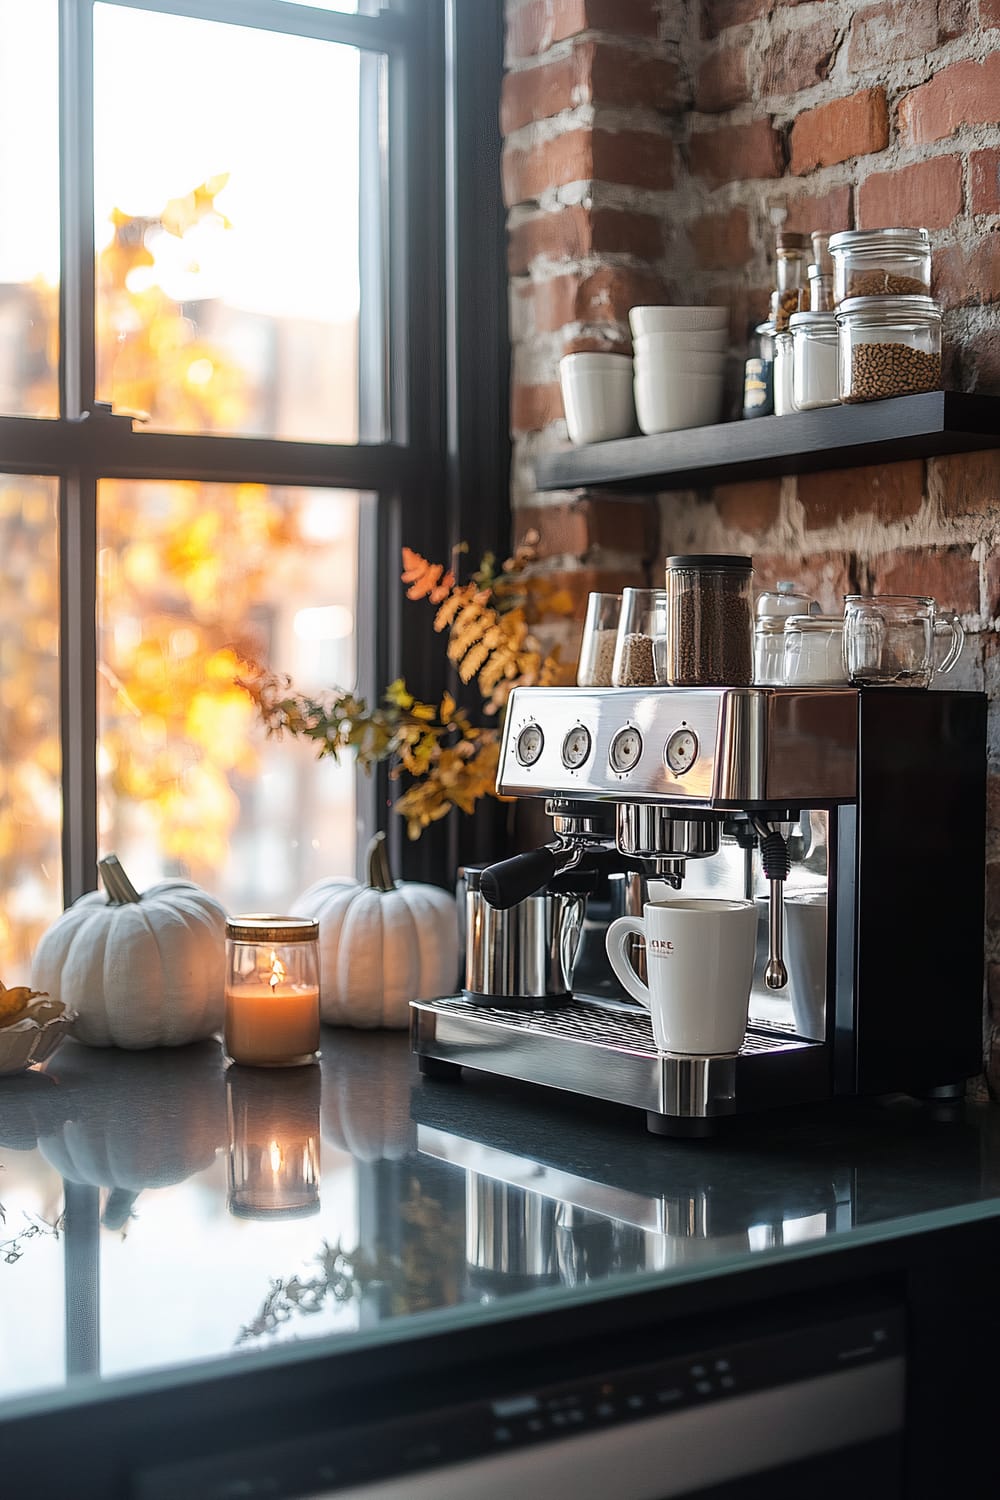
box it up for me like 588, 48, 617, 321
412, 683, 986, 1136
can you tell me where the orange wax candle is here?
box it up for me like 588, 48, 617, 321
224, 982, 320, 1066
224, 915, 321, 1067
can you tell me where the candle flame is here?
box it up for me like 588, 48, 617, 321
268, 950, 287, 991
269, 1139, 283, 1173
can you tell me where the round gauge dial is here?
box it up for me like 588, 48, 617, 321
665, 726, 699, 776
609, 726, 642, 774
515, 723, 544, 767
561, 725, 592, 770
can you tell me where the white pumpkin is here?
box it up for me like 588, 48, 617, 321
291, 833, 458, 1029
30, 854, 227, 1049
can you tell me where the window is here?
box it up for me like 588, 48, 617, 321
0, 0, 510, 979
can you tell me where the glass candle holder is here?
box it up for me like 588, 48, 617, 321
225, 915, 320, 1067
227, 1063, 321, 1220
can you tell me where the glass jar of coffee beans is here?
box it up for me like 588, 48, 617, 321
664, 555, 754, 687
835, 295, 942, 404
828, 228, 931, 304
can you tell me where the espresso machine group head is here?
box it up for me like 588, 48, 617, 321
411, 684, 986, 1136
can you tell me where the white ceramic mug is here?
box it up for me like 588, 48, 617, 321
784, 890, 828, 1041
605, 898, 758, 1055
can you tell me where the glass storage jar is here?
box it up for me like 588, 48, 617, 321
753, 615, 786, 685
782, 615, 847, 686
577, 591, 621, 686
836, 295, 942, 404
756, 579, 817, 620
612, 587, 667, 687
774, 330, 794, 416
773, 230, 807, 332
742, 318, 775, 419
789, 311, 839, 410
664, 555, 754, 687
829, 228, 931, 303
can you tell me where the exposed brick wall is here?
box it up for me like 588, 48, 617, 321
502, 0, 1000, 1089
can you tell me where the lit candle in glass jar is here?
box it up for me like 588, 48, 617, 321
224, 916, 320, 1067
227, 1063, 321, 1219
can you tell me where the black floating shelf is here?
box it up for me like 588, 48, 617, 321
533, 391, 1000, 494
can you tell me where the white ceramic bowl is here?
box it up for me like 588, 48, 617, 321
629, 305, 729, 338
632, 328, 728, 355
634, 369, 724, 434
559, 355, 635, 445
559, 351, 633, 372
633, 348, 727, 378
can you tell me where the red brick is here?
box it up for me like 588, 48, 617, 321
899, 53, 1000, 146
702, 0, 771, 37
506, 1, 554, 61
984, 0, 1000, 26
511, 380, 564, 433
928, 451, 1000, 518
790, 89, 889, 175
711, 479, 782, 534
970, 148, 1000, 216
503, 127, 674, 206
933, 232, 1000, 308
689, 118, 784, 186
508, 204, 666, 274
501, 41, 680, 133
688, 207, 752, 269
517, 497, 658, 558
760, 23, 839, 97
848, 1, 941, 71
532, 265, 670, 331
550, 0, 660, 43
937, 0, 971, 39
590, 44, 679, 114
592, 129, 675, 190
783, 185, 854, 234
752, 551, 856, 613
867, 545, 979, 615
695, 47, 750, 113
797, 461, 925, 532
858, 155, 963, 231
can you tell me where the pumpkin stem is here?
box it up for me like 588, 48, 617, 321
98, 854, 142, 905
366, 832, 396, 893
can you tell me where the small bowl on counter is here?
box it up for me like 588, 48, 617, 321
0, 996, 77, 1076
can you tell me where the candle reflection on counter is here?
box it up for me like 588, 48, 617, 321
227, 1064, 321, 1220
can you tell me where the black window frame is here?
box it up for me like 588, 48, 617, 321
0, 0, 509, 899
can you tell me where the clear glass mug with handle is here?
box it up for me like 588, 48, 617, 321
843, 594, 965, 688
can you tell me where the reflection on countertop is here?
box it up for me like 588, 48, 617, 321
1, 1028, 999, 1414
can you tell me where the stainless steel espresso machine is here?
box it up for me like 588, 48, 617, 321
411, 685, 986, 1135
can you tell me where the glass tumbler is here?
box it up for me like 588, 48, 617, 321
612, 588, 667, 687
843, 595, 965, 688
225, 915, 321, 1067
577, 591, 621, 686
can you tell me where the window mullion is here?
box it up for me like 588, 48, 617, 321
59, 470, 99, 904
58, 0, 96, 421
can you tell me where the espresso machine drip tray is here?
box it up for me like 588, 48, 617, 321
411, 997, 828, 1138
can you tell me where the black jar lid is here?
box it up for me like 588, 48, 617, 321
666, 554, 753, 570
